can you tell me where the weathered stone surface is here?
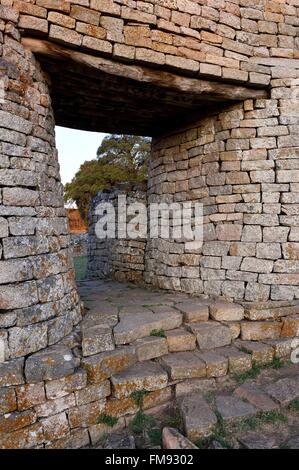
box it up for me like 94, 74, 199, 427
175, 378, 216, 397
180, 394, 217, 441
197, 352, 228, 378
114, 310, 182, 344
0, 387, 17, 414
162, 427, 197, 449
0, 409, 36, 433
239, 433, 277, 449
0, 423, 44, 449
111, 361, 168, 398
75, 381, 111, 405
25, 346, 76, 383
0, 358, 24, 387
234, 384, 279, 412
41, 412, 69, 441
16, 383, 46, 410
142, 387, 172, 410
235, 340, 274, 364
264, 377, 299, 405
105, 396, 138, 418
216, 346, 252, 373
215, 395, 257, 422
159, 352, 206, 380
82, 324, 114, 357
68, 400, 106, 428
176, 301, 209, 323
210, 301, 244, 322
281, 315, 299, 338
165, 329, 196, 352
187, 322, 231, 350
241, 322, 282, 341
105, 430, 136, 449
133, 336, 168, 361
35, 394, 76, 418
81, 347, 136, 383
45, 371, 87, 400
9, 323, 48, 358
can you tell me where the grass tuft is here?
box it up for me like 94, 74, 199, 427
129, 410, 157, 434
130, 390, 149, 408
150, 329, 166, 338
96, 414, 118, 427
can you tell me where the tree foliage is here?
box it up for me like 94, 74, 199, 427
64, 135, 151, 223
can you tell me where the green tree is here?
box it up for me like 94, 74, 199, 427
64, 135, 151, 223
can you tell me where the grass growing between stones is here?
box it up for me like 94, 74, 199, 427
130, 390, 150, 408
258, 410, 288, 425
129, 410, 157, 434
164, 407, 183, 430
96, 414, 118, 427
233, 361, 261, 383
288, 399, 299, 413
233, 357, 284, 383
195, 411, 232, 449
150, 329, 166, 338
148, 429, 163, 447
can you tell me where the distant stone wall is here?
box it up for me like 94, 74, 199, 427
87, 183, 147, 283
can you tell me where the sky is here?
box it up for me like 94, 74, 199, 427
55, 126, 106, 185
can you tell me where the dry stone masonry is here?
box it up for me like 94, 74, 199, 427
87, 183, 147, 283
0, 0, 298, 449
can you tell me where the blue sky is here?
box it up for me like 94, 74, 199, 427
56, 126, 106, 184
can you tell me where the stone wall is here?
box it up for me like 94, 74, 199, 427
145, 81, 299, 303
0, 0, 298, 450
87, 183, 147, 283
0, 9, 82, 365
7, 0, 298, 88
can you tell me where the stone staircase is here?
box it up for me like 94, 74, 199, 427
73, 280, 299, 444
1, 279, 298, 449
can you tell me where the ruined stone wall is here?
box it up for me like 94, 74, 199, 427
145, 77, 299, 303
6, 0, 298, 87
87, 183, 147, 283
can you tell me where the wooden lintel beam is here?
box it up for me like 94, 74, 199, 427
22, 38, 268, 102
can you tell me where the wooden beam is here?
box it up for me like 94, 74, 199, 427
22, 38, 268, 102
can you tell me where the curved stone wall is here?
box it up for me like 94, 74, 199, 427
145, 80, 299, 303
0, 11, 81, 362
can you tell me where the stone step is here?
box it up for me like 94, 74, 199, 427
114, 310, 182, 344
215, 346, 252, 374
165, 329, 196, 352
234, 339, 274, 364
159, 352, 206, 381
82, 324, 114, 357
133, 336, 168, 361
234, 383, 279, 412
179, 394, 217, 441
196, 352, 228, 378
81, 346, 136, 383
215, 395, 257, 422
210, 300, 244, 322
175, 301, 209, 323
186, 321, 232, 350
111, 361, 168, 398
